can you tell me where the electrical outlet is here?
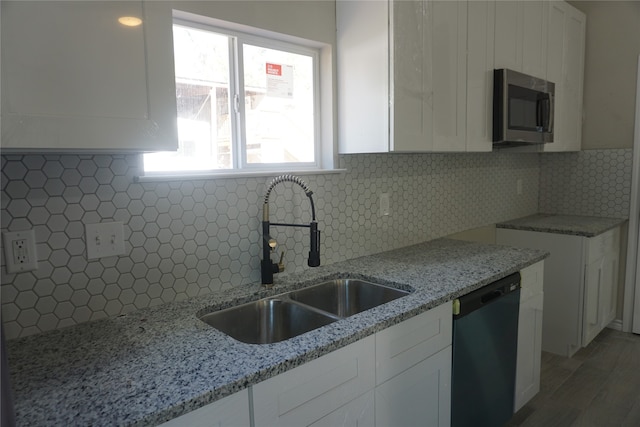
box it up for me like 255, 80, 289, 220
3, 230, 38, 273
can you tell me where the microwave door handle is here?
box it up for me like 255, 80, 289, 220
538, 94, 553, 132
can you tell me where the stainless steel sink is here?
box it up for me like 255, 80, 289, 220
199, 279, 411, 344
287, 279, 411, 317
199, 298, 338, 344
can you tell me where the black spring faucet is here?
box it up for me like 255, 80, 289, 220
261, 175, 321, 286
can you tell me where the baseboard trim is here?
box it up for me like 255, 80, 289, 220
607, 319, 623, 331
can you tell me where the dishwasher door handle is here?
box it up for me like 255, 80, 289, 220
480, 289, 504, 304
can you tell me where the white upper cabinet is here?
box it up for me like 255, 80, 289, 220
1, 1, 178, 152
390, 0, 433, 153
338, 0, 469, 154
544, 1, 586, 152
494, 0, 548, 79
466, 1, 495, 152
430, 1, 468, 152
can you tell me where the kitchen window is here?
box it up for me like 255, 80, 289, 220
144, 14, 325, 175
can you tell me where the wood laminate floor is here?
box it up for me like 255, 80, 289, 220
507, 328, 640, 427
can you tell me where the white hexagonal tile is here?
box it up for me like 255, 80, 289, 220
17, 308, 39, 328
36, 313, 60, 332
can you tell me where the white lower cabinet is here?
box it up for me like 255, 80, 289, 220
375, 301, 452, 426
252, 335, 376, 426
582, 229, 620, 345
309, 390, 375, 427
514, 261, 544, 412
376, 346, 452, 427
158, 388, 250, 427
497, 226, 621, 357
252, 301, 452, 427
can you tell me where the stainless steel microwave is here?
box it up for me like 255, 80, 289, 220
493, 69, 555, 146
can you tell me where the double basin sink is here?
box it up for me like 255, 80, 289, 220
199, 279, 411, 344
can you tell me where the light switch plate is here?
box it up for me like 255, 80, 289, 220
3, 230, 38, 273
85, 222, 126, 260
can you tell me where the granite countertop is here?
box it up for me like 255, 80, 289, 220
496, 214, 627, 237
6, 238, 547, 426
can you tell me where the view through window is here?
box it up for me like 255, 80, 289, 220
144, 21, 319, 174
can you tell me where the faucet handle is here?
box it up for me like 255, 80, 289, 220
277, 250, 285, 273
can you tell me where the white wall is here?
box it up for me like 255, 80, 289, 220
570, 1, 640, 149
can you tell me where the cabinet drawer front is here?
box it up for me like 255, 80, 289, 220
375, 302, 452, 385
252, 335, 375, 426
308, 390, 375, 427
159, 389, 250, 427
520, 261, 544, 301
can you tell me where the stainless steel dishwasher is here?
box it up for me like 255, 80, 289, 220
451, 272, 521, 427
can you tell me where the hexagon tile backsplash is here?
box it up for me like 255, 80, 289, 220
539, 149, 633, 218
0, 149, 629, 339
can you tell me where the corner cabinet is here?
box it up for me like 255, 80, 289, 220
497, 226, 620, 357
1, 1, 178, 152
338, 0, 489, 153
543, 1, 586, 152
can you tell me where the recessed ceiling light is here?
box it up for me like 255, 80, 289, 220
118, 16, 142, 27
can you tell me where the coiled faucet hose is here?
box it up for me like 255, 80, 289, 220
263, 175, 316, 221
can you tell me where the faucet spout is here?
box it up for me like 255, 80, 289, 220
261, 175, 321, 285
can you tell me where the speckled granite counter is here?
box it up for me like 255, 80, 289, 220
6, 238, 547, 426
496, 214, 627, 237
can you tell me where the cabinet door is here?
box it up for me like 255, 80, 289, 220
393, 0, 466, 153
521, 1, 549, 79
1, 1, 178, 152
466, 0, 495, 152
337, 0, 390, 154
159, 389, 250, 427
308, 390, 374, 427
583, 228, 620, 346
544, 1, 586, 152
375, 346, 452, 427
515, 293, 544, 412
494, 0, 547, 78
391, 0, 433, 152
583, 257, 604, 346
598, 228, 620, 328
600, 243, 620, 327
494, 1, 523, 71
430, 0, 467, 152
252, 335, 375, 427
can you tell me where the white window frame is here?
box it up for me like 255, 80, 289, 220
143, 10, 333, 178
233, 32, 321, 171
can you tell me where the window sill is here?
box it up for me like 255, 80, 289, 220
134, 168, 347, 183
